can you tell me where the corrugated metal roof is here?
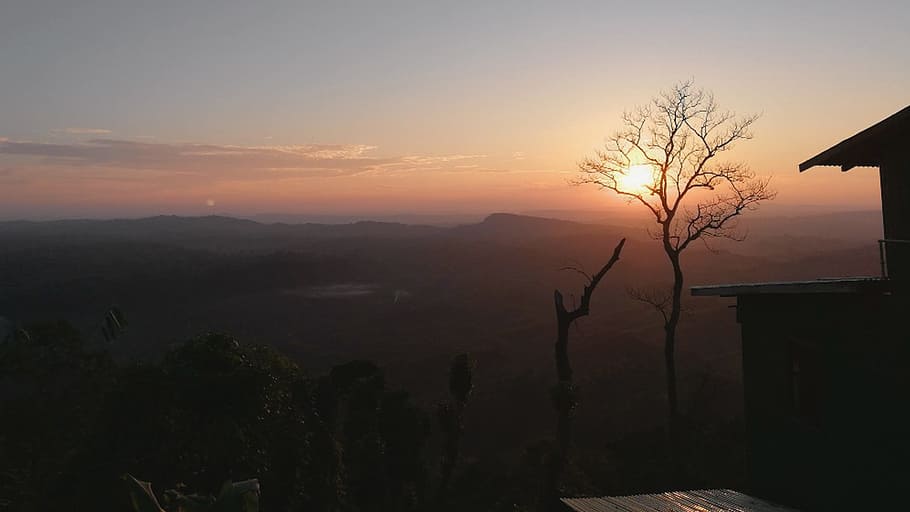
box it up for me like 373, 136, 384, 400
799, 105, 910, 172
690, 276, 888, 297
561, 489, 799, 512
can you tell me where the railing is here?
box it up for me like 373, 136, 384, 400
877, 239, 910, 278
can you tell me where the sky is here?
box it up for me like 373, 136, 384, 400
1, 0, 908, 219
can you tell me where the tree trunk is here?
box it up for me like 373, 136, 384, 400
555, 315, 572, 454
555, 314, 572, 383
544, 239, 624, 511
664, 254, 684, 475
545, 304, 573, 511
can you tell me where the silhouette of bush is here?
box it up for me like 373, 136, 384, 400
123, 473, 260, 512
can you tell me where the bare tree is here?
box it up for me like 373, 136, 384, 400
578, 81, 775, 459
546, 238, 625, 509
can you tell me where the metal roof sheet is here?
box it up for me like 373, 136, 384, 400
690, 276, 888, 297
799, 105, 910, 172
562, 489, 798, 512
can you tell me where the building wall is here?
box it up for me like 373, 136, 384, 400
880, 159, 910, 278
737, 293, 910, 510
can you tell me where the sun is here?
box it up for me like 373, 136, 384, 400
617, 164, 654, 193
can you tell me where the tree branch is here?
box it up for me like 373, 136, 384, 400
554, 238, 627, 321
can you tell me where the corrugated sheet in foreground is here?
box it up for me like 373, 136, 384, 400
561, 489, 799, 512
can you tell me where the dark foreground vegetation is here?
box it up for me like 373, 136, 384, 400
0, 212, 880, 510
0, 323, 745, 511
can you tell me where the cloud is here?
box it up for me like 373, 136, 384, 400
512, 151, 526, 160
370, 153, 487, 173
54, 127, 113, 135
0, 138, 485, 182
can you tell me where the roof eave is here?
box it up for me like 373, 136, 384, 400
798, 104, 910, 172
691, 277, 889, 297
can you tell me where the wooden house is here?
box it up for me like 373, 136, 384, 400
692, 106, 910, 510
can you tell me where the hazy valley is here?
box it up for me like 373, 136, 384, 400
0, 210, 882, 464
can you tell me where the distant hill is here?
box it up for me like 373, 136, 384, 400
0, 213, 627, 253
448, 212, 614, 240
0, 215, 443, 252
0, 209, 882, 239
736, 210, 882, 241
712, 210, 882, 261
249, 212, 485, 226
0, 215, 260, 237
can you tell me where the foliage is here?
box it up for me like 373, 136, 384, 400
124, 474, 166, 512
0, 317, 747, 511
123, 473, 260, 512
0, 321, 443, 512
0, 320, 115, 510
436, 353, 475, 504
312, 360, 431, 512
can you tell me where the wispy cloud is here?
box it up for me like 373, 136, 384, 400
370, 153, 487, 173
54, 127, 113, 135
0, 138, 486, 182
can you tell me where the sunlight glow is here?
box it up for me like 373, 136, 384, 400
617, 164, 654, 194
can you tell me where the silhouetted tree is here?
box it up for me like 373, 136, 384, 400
546, 238, 625, 509
0, 321, 116, 511
437, 353, 474, 503
123, 473, 260, 512
87, 332, 311, 511
578, 81, 775, 465
314, 360, 431, 512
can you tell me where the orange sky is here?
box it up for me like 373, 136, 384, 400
1, 2, 906, 219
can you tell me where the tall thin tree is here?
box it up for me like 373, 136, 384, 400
578, 81, 775, 463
